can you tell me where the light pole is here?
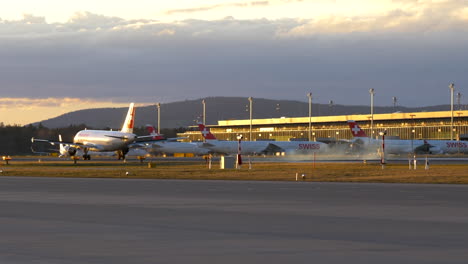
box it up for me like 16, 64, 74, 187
410, 114, 416, 154
457, 112, 463, 152
236, 135, 243, 169
156, 103, 161, 134
248, 97, 253, 141
449, 83, 455, 140
392, 96, 397, 111
202, 99, 206, 125
379, 130, 387, 166
369, 88, 375, 142
457, 111, 463, 136
307, 93, 312, 141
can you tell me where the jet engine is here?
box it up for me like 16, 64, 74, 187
68, 147, 77, 156
348, 138, 365, 154
415, 143, 443, 154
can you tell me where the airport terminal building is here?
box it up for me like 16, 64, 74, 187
180, 110, 468, 143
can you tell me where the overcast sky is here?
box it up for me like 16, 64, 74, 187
1, 0, 467, 125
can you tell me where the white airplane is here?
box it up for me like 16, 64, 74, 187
347, 120, 468, 154
144, 125, 210, 156
198, 123, 328, 155
57, 134, 148, 158
32, 103, 153, 160
59, 134, 82, 157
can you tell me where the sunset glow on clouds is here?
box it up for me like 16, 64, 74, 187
0, 0, 467, 125
0, 98, 134, 125
0, 0, 397, 22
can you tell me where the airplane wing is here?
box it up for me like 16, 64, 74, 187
135, 135, 164, 141
414, 141, 442, 154
79, 143, 106, 151
128, 142, 151, 148
32, 137, 79, 148
135, 135, 188, 142
30, 146, 60, 155
135, 142, 165, 148
201, 142, 216, 147
196, 142, 229, 155
166, 137, 188, 142
128, 140, 168, 149
31, 137, 105, 151
262, 143, 285, 154
105, 135, 133, 141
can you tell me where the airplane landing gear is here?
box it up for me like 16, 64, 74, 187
117, 148, 129, 161
83, 148, 91, 160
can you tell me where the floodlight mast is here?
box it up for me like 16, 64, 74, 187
410, 114, 416, 154
307, 92, 312, 141
369, 88, 375, 143
156, 103, 161, 134
449, 83, 455, 140
379, 130, 387, 165
202, 99, 206, 125
248, 97, 253, 141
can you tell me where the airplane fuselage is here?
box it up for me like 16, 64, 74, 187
151, 142, 210, 155
356, 138, 468, 154
74, 130, 136, 152
272, 141, 327, 154
203, 140, 328, 155
428, 140, 468, 154
203, 141, 270, 155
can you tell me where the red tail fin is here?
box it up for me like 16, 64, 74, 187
145, 124, 165, 140
198, 123, 217, 140
347, 120, 367, 138
121, 103, 135, 133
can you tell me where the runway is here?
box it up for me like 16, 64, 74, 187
1, 177, 468, 263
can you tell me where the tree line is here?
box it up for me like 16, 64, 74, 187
0, 123, 185, 155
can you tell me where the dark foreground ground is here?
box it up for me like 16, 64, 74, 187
1, 177, 468, 264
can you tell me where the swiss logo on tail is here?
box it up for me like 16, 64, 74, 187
347, 120, 368, 138
198, 123, 217, 140
145, 125, 165, 140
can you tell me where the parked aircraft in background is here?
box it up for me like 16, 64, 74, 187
32, 103, 153, 160
198, 123, 328, 155
143, 125, 210, 156
347, 120, 468, 154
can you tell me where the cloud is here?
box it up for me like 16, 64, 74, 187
279, 1, 468, 37
0, 97, 137, 125
155, 28, 176, 36
165, 1, 269, 15
22, 14, 47, 24
0, 97, 131, 110
0, 1, 467, 117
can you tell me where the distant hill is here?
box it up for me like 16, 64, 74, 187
32, 97, 456, 129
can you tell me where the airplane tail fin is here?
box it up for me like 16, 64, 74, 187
348, 120, 368, 138
121, 103, 135, 133
58, 134, 66, 154
198, 123, 217, 140
145, 124, 166, 140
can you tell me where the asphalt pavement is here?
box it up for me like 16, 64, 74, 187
1, 177, 468, 264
